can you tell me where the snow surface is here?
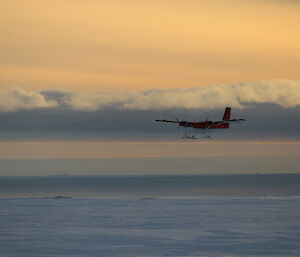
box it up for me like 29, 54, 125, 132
1, 197, 300, 257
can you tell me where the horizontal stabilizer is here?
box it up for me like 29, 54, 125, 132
214, 118, 246, 124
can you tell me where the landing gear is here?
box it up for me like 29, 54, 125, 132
202, 131, 213, 139
182, 132, 197, 140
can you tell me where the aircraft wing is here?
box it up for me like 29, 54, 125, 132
155, 119, 180, 123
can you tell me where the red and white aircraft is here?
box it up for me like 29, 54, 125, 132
155, 107, 246, 139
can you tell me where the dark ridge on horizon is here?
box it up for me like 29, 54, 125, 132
1, 173, 300, 178
0, 174, 299, 198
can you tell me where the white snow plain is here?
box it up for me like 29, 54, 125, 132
0, 197, 300, 257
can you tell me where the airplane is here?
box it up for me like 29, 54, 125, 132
155, 107, 246, 139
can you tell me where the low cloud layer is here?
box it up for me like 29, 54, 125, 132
0, 103, 300, 141
1, 79, 300, 141
1, 79, 300, 112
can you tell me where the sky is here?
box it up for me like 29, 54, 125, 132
0, 0, 300, 91
0, 0, 299, 175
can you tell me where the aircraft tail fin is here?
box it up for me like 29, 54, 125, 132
222, 107, 231, 121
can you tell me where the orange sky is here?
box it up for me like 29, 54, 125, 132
1, 141, 300, 159
1, 0, 299, 92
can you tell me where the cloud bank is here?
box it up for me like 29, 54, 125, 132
0, 80, 300, 112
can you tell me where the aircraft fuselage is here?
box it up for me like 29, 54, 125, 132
178, 121, 229, 129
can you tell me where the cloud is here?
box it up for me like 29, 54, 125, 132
0, 103, 299, 141
1, 79, 300, 112
0, 88, 58, 111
